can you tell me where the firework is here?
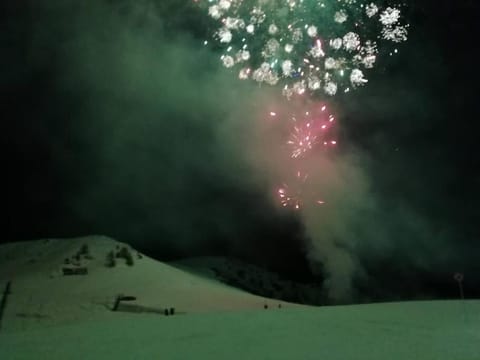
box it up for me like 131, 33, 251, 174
278, 171, 325, 210
270, 100, 335, 210
286, 105, 336, 158
278, 171, 308, 210
199, 0, 409, 97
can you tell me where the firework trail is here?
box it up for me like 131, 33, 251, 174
199, 0, 409, 98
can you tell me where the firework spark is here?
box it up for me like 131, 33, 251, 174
278, 171, 308, 210
270, 100, 335, 210
286, 106, 336, 159
199, 0, 409, 97
278, 171, 325, 210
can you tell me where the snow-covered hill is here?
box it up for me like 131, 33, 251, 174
0, 237, 478, 359
0, 236, 287, 332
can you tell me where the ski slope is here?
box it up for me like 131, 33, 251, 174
0, 237, 478, 359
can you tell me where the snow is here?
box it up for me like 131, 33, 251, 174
0, 237, 479, 359
1, 301, 479, 359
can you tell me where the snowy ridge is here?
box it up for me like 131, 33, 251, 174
0, 236, 288, 332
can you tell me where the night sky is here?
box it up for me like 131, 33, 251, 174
2, 0, 479, 302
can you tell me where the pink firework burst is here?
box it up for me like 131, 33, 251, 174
286, 104, 336, 158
